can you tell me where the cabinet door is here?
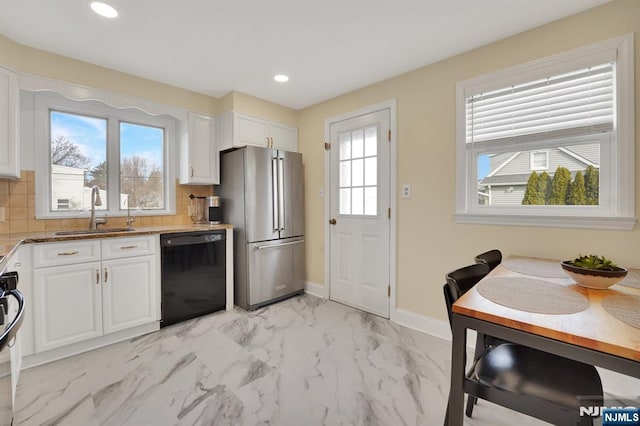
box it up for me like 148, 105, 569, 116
236, 114, 269, 148
102, 255, 158, 335
0, 67, 19, 178
181, 111, 219, 184
270, 122, 298, 152
33, 262, 102, 352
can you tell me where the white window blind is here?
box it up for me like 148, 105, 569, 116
466, 63, 614, 145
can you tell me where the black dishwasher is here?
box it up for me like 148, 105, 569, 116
160, 230, 226, 327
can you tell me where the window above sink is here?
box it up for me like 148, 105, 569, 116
33, 92, 177, 219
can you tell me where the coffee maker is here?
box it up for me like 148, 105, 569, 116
206, 196, 222, 224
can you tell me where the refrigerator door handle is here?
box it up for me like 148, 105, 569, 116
254, 239, 304, 250
272, 157, 280, 232
278, 157, 285, 231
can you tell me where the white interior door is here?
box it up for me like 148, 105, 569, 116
329, 109, 390, 318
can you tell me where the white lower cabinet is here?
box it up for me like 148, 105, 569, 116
33, 262, 103, 352
102, 255, 157, 334
32, 236, 159, 354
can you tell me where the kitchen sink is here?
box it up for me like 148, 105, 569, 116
54, 228, 134, 236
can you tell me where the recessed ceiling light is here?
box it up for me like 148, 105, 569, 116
274, 74, 289, 83
90, 2, 118, 18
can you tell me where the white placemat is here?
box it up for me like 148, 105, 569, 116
502, 258, 568, 278
477, 277, 589, 315
617, 269, 640, 289
601, 295, 640, 330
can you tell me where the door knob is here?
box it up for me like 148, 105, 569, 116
329, 218, 337, 225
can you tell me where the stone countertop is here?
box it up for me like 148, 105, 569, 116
0, 224, 233, 275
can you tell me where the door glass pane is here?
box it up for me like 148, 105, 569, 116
340, 188, 351, 214
352, 129, 364, 158
50, 110, 107, 212
352, 159, 363, 187
364, 126, 377, 157
339, 132, 351, 160
337, 124, 379, 217
364, 187, 377, 215
351, 187, 363, 215
364, 157, 377, 186
339, 161, 351, 187
120, 122, 165, 210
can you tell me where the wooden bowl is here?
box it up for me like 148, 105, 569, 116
561, 261, 628, 289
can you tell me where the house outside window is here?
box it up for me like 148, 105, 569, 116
455, 34, 634, 230
34, 92, 176, 219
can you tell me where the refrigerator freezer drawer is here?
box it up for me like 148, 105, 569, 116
247, 238, 304, 308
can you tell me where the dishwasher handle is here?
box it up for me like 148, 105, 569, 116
161, 232, 226, 248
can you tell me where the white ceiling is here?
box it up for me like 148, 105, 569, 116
0, 0, 610, 110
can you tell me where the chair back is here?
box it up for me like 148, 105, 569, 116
446, 263, 490, 297
474, 249, 502, 272
443, 283, 457, 328
443, 263, 490, 329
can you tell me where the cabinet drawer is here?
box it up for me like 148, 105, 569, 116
101, 235, 157, 260
33, 240, 101, 268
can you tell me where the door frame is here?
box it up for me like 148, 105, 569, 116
323, 99, 398, 319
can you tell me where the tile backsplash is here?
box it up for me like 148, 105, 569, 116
0, 170, 213, 234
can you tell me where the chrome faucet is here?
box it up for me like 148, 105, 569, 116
89, 186, 107, 230
125, 198, 136, 230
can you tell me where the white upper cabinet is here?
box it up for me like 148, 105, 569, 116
218, 112, 298, 152
180, 111, 219, 185
0, 67, 19, 178
269, 121, 298, 152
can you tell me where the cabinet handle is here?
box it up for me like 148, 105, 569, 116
96, 269, 100, 285
190, 167, 194, 178
104, 268, 108, 284
270, 137, 274, 147
120, 245, 138, 250
57, 251, 79, 256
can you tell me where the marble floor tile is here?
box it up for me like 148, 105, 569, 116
14, 295, 561, 425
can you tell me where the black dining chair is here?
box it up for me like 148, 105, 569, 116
444, 263, 603, 426
445, 263, 506, 416
474, 249, 502, 272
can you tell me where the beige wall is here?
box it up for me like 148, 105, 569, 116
224, 91, 298, 127
297, 0, 640, 321
0, 35, 219, 115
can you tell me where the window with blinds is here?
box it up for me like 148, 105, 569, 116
466, 63, 613, 147
455, 34, 635, 230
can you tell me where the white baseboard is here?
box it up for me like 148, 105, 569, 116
393, 308, 451, 341
304, 281, 325, 298
392, 308, 478, 349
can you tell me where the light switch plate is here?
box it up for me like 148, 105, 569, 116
402, 184, 411, 199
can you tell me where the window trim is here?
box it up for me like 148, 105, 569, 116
455, 34, 635, 230
530, 151, 549, 171
34, 92, 177, 219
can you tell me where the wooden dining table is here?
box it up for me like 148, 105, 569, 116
447, 256, 640, 425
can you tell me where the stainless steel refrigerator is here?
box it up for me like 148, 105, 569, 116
217, 146, 305, 310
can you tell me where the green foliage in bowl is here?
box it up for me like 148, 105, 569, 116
567, 255, 618, 271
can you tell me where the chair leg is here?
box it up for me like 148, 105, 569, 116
465, 395, 476, 417
444, 399, 449, 426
